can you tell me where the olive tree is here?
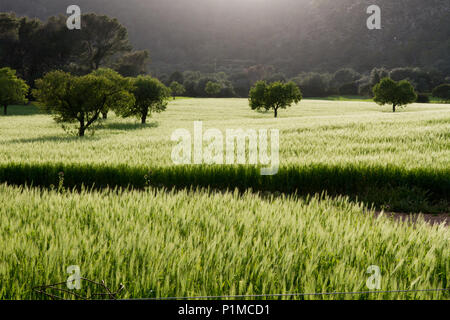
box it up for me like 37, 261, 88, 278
0, 67, 29, 115
249, 81, 302, 118
117, 76, 171, 124
373, 78, 417, 112
34, 71, 134, 136
91, 68, 133, 119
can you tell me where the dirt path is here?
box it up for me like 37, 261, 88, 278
375, 212, 449, 227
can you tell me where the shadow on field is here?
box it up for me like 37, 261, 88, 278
2, 105, 42, 116
0, 163, 448, 214
6, 135, 101, 144
100, 121, 159, 131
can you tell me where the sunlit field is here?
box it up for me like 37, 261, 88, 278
1, 99, 449, 212
0, 185, 448, 300
1, 99, 449, 168
0, 99, 449, 300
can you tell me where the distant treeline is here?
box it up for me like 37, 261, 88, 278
1, 11, 449, 100
2, 0, 450, 77
160, 66, 450, 99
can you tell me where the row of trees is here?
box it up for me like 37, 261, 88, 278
161, 67, 450, 100
248, 77, 437, 117
0, 12, 149, 89
1, 66, 446, 141
0, 66, 170, 136
2, 11, 448, 102
34, 69, 171, 136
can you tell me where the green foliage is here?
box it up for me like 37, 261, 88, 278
169, 81, 186, 99
78, 13, 132, 71
90, 68, 135, 118
332, 68, 360, 90
432, 84, 450, 103
33, 70, 134, 136
249, 81, 302, 118
373, 78, 417, 112
168, 71, 184, 85
0, 67, 29, 115
114, 50, 150, 77
291, 73, 330, 98
118, 76, 171, 124
204, 81, 222, 97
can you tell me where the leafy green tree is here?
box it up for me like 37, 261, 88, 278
205, 81, 221, 97
118, 76, 171, 124
0, 13, 80, 87
432, 84, 450, 103
373, 78, 417, 113
90, 68, 134, 119
169, 81, 186, 100
0, 67, 29, 115
34, 71, 134, 136
249, 81, 302, 118
79, 14, 132, 71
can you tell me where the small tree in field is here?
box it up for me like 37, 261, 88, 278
373, 78, 417, 112
432, 84, 450, 103
249, 81, 302, 118
118, 76, 171, 124
170, 81, 185, 100
34, 71, 134, 136
205, 81, 221, 97
0, 67, 29, 115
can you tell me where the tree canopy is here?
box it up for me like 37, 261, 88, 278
169, 81, 185, 100
117, 76, 171, 124
373, 78, 417, 112
0, 67, 29, 115
249, 81, 302, 118
33, 70, 134, 136
205, 81, 222, 97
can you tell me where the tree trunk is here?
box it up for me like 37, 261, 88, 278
102, 112, 108, 120
393, 104, 396, 113
274, 108, 278, 118
141, 114, 147, 124
79, 119, 85, 137
3, 105, 7, 115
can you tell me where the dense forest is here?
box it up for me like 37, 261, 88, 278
2, 0, 449, 77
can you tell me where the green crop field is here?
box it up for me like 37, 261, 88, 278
0, 185, 448, 300
0, 98, 449, 300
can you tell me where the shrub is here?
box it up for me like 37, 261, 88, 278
416, 93, 430, 103
432, 84, 450, 102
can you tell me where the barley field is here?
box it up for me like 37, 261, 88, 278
0, 99, 449, 299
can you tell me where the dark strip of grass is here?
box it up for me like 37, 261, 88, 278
0, 162, 448, 213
